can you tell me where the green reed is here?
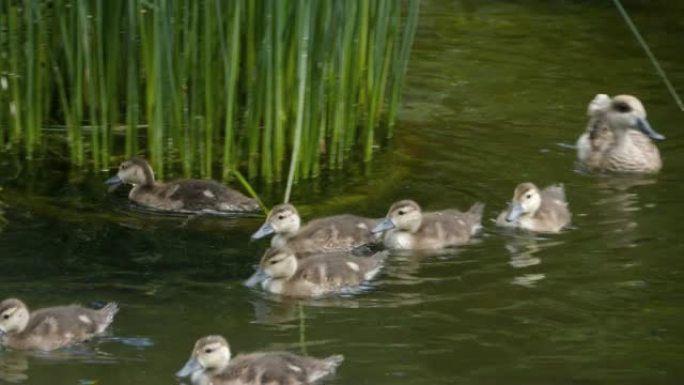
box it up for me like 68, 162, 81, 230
0, 0, 420, 183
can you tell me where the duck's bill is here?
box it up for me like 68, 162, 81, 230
0, 328, 5, 337
371, 218, 395, 234
244, 268, 268, 288
250, 222, 274, 240
636, 118, 665, 141
176, 356, 201, 378
104, 175, 123, 187
506, 203, 524, 223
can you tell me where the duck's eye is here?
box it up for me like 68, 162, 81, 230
204, 348, 213, 354
121, 164, 128, 170
525, 194, 532, 199
2, 314, 9, 320
614, 102, 631, 113
270, 260, 278, 265
277, 215, 285, 220
398, 210, 405, 215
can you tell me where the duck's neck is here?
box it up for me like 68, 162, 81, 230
140, 164, 157, 187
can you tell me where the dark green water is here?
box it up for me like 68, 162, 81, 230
2, 1, 684, 384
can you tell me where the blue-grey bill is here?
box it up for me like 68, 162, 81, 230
176, 356, 202, 378
250, 222, 275, 240
105, 174, 123, 188
506, 202, 524, 223
636, 117, 665, 141
244, 268, 268, 288
371, 218, 396, 234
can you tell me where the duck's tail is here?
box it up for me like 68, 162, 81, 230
308, 354, 344, 383
99, 302, 120, 326
466, 202, 485, 235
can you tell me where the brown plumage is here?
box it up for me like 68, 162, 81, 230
496, 182, 571, 233
251, 203, 378, 257
372, 200, 484, 250
576, 94, 664, 173
0, 298, 118, 351
105, 157, 260, 213
177, 335, 344, 385
245, 248, 386, 297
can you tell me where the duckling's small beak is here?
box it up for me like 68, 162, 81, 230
176, 356, 201, 378
0, 328, 6, 337
371, 218, 395, 234
635, 117, 665, 141
506, 202, 524, 223
251, 223, 275, 240
244, 267, 268, 288
105, 174, 123, 188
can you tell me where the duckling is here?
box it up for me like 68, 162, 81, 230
105, 157, 260, 213
251, 203, 378, 257
177, 335, 343, 385
496, 183, 570, 233
0, 298, 118, 351
576, 94, 665, 173
244, 247, 386, 297
372, 200, 484, 250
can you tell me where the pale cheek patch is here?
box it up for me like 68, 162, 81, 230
203, 190, 215, 199
78, 315, 92, 324
346, 262, 360, 272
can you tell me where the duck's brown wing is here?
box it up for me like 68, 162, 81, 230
214, 352, 320, 385
289, 215, 377, 255
293, 252, 383, 288
167, 179, 258, 212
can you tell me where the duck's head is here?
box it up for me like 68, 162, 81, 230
602, 95, 664, 141
176, 335, 231, 378
373, 200, 423, 234
506, 183, 541, 223
0, 298, 30, 336
105, 157, 156, 189
251, 203, 301, 240
244, 248, 298, 287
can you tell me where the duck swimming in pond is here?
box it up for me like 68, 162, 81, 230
245, 247, 386, 297
177, 335, 344, 385
496, 182, 570, 233
105, 157, 260, 213
251, 203, 378, 257
576, 94, 664, 173
372, 200, 484, 250
0, 298, 118, 351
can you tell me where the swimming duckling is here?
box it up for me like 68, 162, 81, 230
177, 335, 343, 385
251, 203, 378, 256
105, 157, 260, 213
496, 183, 570, 233
0, 298, 119, 351
244, 247, 386, 297
372, 200, 484, 250
576, 94, 664, 173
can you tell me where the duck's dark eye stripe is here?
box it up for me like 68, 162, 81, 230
614, 102, 631, 113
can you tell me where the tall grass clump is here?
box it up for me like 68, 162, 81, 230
0, 0, 420, 183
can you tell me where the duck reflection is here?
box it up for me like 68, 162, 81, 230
0, 351, 28, 384
503, 232, 564, 288
591, 175, 657, 248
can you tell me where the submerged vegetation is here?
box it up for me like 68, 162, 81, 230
0, 0, 420, 183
